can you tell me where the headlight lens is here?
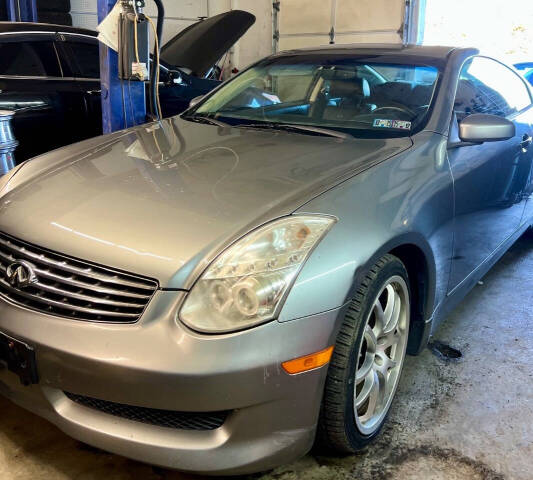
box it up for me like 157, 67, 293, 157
180, 215, 335, 333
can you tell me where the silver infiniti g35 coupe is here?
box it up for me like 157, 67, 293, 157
0, 44, 532, 475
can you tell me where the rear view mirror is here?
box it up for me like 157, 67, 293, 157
459, 113, 515, 143
189, 96, 204, 109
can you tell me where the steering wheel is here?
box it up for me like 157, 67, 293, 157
372, 103, 417, 118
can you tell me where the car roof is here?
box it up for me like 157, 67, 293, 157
275, 43, 466, 60
0, 21, 96, 37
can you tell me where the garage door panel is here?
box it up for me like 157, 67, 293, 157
336, 32, 401, 45
336, 0, 404, 32
277, 0, 404, 51
279, 35, 331, 51
144, 0, 207, 19
159, 19, 199, 46
280, 0, 333, 34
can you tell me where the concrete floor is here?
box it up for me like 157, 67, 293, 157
0, 232, 531, 480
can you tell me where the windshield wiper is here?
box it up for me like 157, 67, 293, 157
236, 122, 351, 139
182, 114, 230, 128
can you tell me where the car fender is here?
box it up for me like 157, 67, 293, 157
279, 132, 454, 326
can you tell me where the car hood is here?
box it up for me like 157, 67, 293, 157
0, 118, 412, 288
160, 10, 256, 78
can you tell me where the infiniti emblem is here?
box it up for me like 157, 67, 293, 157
5, 260, 38, 289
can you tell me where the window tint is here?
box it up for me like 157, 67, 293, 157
455, 56, 532, 120
68, 41, 100, 78
0, 41, 61, 77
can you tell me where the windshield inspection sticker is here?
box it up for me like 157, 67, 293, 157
373, 119, 412, 130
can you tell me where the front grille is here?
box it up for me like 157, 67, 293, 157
0, 232, 158, 323
65, 392, 229, 430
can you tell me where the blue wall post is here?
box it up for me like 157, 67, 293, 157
6, 0, 38, 22
97, 0, 147, 133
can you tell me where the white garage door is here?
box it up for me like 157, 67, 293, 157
277, 0, 407, 50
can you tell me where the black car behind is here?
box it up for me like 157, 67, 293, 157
0, 11, 255, 162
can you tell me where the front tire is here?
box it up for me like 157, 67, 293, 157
317, 254, 410, 452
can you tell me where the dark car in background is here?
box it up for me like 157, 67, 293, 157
0, 11, 255, 162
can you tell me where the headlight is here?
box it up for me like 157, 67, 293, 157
180, 215, 336, 333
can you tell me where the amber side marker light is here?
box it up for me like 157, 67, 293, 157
282, 346, 334, 374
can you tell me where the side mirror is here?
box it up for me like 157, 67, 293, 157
459, 113, 515, 143
189, 96, 204, 109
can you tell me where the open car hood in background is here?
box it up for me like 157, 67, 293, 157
160, 10, 256, 78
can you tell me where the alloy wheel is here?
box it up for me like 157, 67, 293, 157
354, 275, 410, 436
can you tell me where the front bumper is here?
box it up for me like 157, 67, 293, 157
0, 291, 342, 475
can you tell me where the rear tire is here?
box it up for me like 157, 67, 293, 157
317, 254, 410, 452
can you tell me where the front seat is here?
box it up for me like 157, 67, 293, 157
313, 77, 370, 121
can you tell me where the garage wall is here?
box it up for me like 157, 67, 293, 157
277, 0, 406, 50
208, 0, 272, 73
145, 0, 209, 46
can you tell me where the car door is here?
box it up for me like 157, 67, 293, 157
447, 56, 533, 292
0, 33, 88, 162
57, 33, 103, 138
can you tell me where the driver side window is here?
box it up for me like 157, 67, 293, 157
454, 56, 532, 121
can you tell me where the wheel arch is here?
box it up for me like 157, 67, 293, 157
351, 233, 436, 355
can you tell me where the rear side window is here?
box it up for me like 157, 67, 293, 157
455, 56, 532, 120
67, 40, 100, 78
0, 41, 61, 77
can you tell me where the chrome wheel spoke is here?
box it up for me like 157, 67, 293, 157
356, 354, 374, 383
355, 370, 376, 409
356, 326, 377, 383
372, 301, 385, 336
365, 325, 378, 351
383, 286, 400, 333
378, 328, 402, 351
358, 371, 380, 422
382, 285, 395, 329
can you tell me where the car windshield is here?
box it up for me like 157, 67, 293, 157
187, 56, 440, 138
